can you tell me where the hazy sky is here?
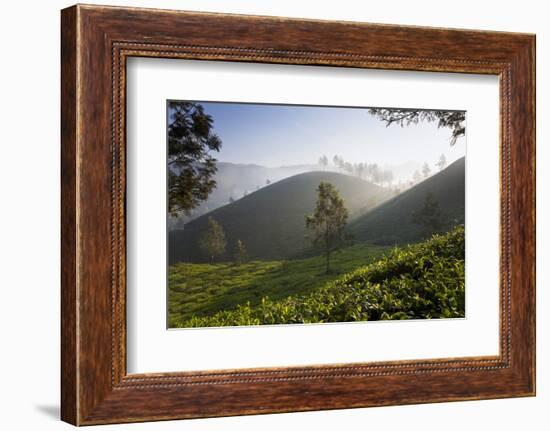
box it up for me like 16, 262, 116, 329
171, 101, 466, 168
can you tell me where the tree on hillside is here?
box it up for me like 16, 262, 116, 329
228, 196, 235, 204
266, 179, 271, 185
366, 163, 381, 184
305, 182, 349, 274
422, 162, 431, 179
344, 162, 354, 175
233, 239, 248, 265
333, 155, 344, 172
168, 101, 222, 216
318, 155, 329, 170
412, 192, 443, 236
368, 108, 465, 145
436, 153, 447, 171
199, 217, 227, 263
412, 170, 422, 184
355, 162, 366, 179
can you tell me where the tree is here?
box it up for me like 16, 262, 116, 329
168, 101, 222, 216
355, 162, 365, 179
436, 153, 447, 171
199, 217, 227, 263
333, 155, 341, 169
412, 170, 422, 183
228, 196, 235, 204
422, 162, 431, 179
412, 192, 443, 236
366, 163, 381, 184
318, 155, 328, 170
368, 108, 465, 145
233, 239, 247, 265
343, 162, 354, 175
333, 155, 345, 172
265, 179, 271, 185
305, 182, 349, 274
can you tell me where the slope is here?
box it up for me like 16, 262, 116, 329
348, 157, 465, 245
169, 171, 390, 263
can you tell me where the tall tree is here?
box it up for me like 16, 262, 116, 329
318, 155, 329, 170
344, 162, 354, 175
368, 108, 465, 145
412, 192, 443, 236
412, 169, 422, 184
168, 101, 222, 216
233, 239, 248, 265
422, 162, 431, 179
355, 162, 365, 179
305, 182, 349, 274
199, 217, 227, 263
436, 153, 447, 171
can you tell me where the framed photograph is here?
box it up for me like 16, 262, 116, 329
61, 4, 535, 425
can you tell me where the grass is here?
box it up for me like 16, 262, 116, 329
168, 242, 388, 326
170, 226, 465, 328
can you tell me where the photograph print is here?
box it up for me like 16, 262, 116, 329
167, 101, 466, 328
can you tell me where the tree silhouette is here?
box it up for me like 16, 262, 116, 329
333, 155, 344, 172
233, 239, 248, 265
368, 108, 465, 145
412, 192, 443, 236
436, 154, 447, 171
318, 155, 328, 170
199, 217, 227, 263
168, 101, 222, 216
305, 182, 349, 274
422, 162, 431, 179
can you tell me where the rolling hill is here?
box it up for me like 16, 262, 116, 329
169, 171, 391, 263
348, 157, 465, 245
168, 162, 316, 230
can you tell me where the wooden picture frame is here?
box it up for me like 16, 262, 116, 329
61, 4, 535, 425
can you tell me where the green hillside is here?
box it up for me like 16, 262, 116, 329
169, 171, 390, 263
171, 226, 465, 328
348, 157, 465, 245
168, 243, 388, 325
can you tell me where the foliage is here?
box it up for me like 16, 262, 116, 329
168, 243, 388, 325
168, 101, 222, 216
422, 162, 431, 178
305, 182, 349, 273
436, 153, 447, 171
171, 227, 465, 328
412, 192, 443, 236
198, 217, 226, 262
233, 239, 248, 265
368, 108, 465, 145
318, 155, 328, 169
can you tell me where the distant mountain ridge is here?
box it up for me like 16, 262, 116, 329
169, 171, 391, 263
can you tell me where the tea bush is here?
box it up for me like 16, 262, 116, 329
172, 226, 465, 328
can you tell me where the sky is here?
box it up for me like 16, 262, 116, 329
170, 101, 466, 169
